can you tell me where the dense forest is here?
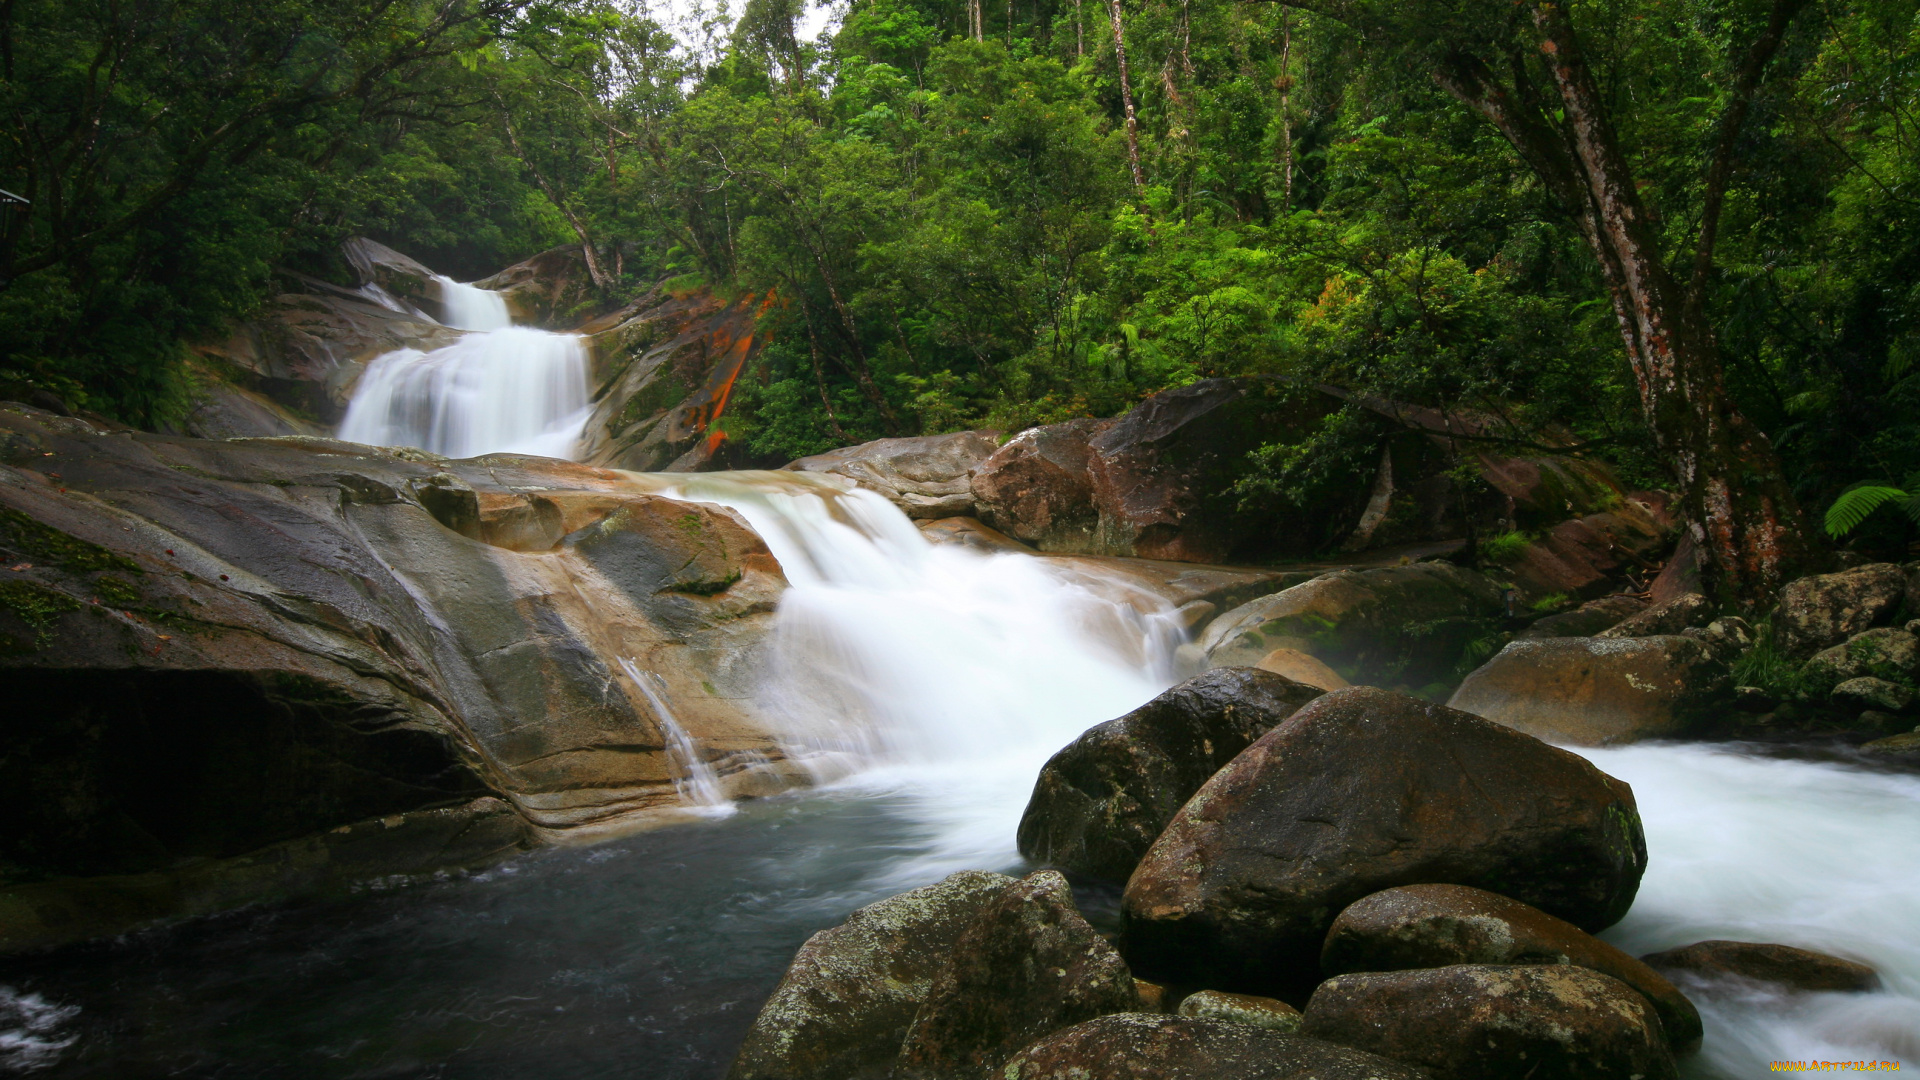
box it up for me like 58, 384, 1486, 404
3, 0, 1918, 586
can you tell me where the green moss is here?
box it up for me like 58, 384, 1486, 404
0, 580, 82, 646
0, 508, 143, 574
1529, 593, 1572, 614
92, 575, 141, 606
1477, 530, 1533, 566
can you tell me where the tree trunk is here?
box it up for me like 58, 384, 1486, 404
1107, 0, 1145, 189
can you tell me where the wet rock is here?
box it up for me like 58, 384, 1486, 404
1254, 648, 1349, 690
1131, 979, 1170, 1012
1122, 687, 1646, 998
1447, 635, 1727, 745
1519, 595, 1644, 639
1017, 668, 1324, 883
1596, 591, 1712, 639
342, 236, 439, 311
1199, 562, 1505, 686
1803, 628, 1919, 685
1862, 728, 1920, 756
1301, 964, 1677, 1080
786, 431, 1000, 519
1503, 505, 1671, 603
1640, 940, 1880, 993
1320, 884, 1699, 1052
971, 418, 1111, 551
473, 243, 601, 327
918, 516, 1035, 555
894, 871, 1138, 1080
1000, 1014, 1431, 1080
1833, 676, 1915, 714
1774, 563, 1910, 659
1176, 990, 1302, 1032
728, 870, 1016, 1080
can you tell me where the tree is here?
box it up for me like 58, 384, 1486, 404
1279, 0, 1824, 606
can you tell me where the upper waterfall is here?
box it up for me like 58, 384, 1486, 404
338, 280, 590, 459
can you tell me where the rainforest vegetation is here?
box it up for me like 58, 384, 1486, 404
3, 0, 1919, 586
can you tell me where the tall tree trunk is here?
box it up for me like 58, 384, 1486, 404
1107, 0, 1145, 189
1425, 2, 1818, 607
1075, 0, 1084, 59
1277, 9, 1293, 212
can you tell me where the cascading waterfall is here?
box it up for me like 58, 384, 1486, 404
337, 278, 590, 459
616, 657, 734, 816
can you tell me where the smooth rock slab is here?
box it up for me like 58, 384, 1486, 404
1001, 1014, 1430, 1080
1447, 635, 1726, 745
1640, 940, 1880, 993
1017, 668, 1324, 883
1301, 964, 1677, 1080
894, 870, 1138, 1080
727, 870, 1015, 1080
1176, 990, 1302, 1032
1122, 687, 1646, 999
1320, 884, 1699, 1052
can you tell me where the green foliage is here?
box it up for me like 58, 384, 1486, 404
1824, 480, 1920, 539
1529, 593, 1571, 615
1477, 531, 1534, 566
1730, 623, 1816, 702
0, 580, 81, 648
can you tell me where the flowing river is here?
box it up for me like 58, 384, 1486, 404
2, 286, 1913, 1078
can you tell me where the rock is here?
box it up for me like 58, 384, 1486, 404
1447, 635, 1727, 745
1519, 594, 1644, 639
0, 404, 805, 950
1198, 562, 1505, 686
972, 418, 1112, 551
894, 870, 1138, 1080
1175, 990, 1302, 1032
1132, 979, 1170, 1013
1832, 676, 1915, 713
1647, 531, 1703, 605
1862, 728, 1920, 755
1774, 563, 1910, 659
786, 431, 1001, 519
1733, 685, 1778, 713
1640, 940, 1879, 993
1300, 964, 1677, 1080
918, 516, 1035, 555
1000, 1014, 1431, 1080
1122, 687, 1646, 998
1803, 628, 1920, 686
1254, 648, 1349, 690
1503, 505, 1671, 603
728, 870, 1016, 1080
342, 236, 440, 311
1680, 615, 1756, 662
472, 244, 602, 327
1596, 591, 1712, 638
1320, 884, 1699, 1052
1017, 668, 1324, 883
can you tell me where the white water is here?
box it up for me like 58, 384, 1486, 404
650, 470, 1185, 886
616, 657, 734, 816
338, 280, 590, 459
0, 986, 79, 1072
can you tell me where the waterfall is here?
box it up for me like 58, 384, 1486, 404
616, 658, 734, 816
638, 469, 1186, 881
338, 281, 590, 460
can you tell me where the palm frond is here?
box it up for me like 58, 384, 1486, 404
1824, 485, 1911, 538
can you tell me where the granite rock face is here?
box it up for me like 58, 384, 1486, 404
787, 431, 1000, 519
1017, 668, 1324, 883
999, 1014, 1431, 1080
1122, 687, 1646, 999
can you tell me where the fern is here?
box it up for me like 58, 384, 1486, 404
1824, 478, 1920, 539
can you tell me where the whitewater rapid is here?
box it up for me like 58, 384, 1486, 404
338, 277, 591, 459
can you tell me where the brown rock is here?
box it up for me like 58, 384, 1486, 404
1254, 648, 1349, 690
1301, 964, 1677, 1080
1320, 884, 1699, 1052
786, 431, 1001, 519
971, 418, 1111, 551
1596, 592, 1713, 638
1803, 628, 1920, 685
1640, 940, 1880, 993
1000, 1014, 1431, 1080
894, 871, 1138, 1080
1774, 563, 1910, 659
1519, 595, 1644, 639
1017, 668, 1324, 883
1176, 990, 1302, 1032
473, 244, 601, 327
727, 870, 1016, 1080
1446, 635, 1728, 746
1648, 532, 1703, 606
918, 516, 1035, 555
1122, 687, 1646, 999
1504, 506, 1669, 602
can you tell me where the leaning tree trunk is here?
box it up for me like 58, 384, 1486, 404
1426, 2, 1819, 608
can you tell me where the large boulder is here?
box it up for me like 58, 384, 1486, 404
1518, 594, 1644, 639
1640, 940, 1879, 993
1197, 562, 1506, 687
727, 870, 1016, 1080
472, 244, 603, 327
0, 404, 802, 950
894, 871, 1138, 1080
1320, 884, 1699, 1052
342, 236, 440, 312
1774, 563, 1910, 659
1446, 636, 1728, 745
786, 431, 1000, 519
1501, 501, 1672, 603
1017, 668, 1325, 883
1300, 965, 1677, 1080
1595, 592, 1713, 639
1802, 627, 1919, 687
1122, 687, 1646, 999
972, 418, 1113, 551
1000, 1014, 1431, 1080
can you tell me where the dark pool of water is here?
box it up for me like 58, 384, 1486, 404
0, 791, 996, 1080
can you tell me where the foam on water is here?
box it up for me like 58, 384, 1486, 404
0, 987, 78, 1073
338, 325, 590, 459
1581, 743, 1920, 1075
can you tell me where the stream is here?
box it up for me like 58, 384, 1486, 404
3, 285, 1913, 1078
